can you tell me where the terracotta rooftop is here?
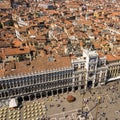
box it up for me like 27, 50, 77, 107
0, 1, 11, 9
4, 55, 72, 77
0, 47, 30, 56
105, 54, 119, 62
0, 0, 120, 73
12, 39, 22, 48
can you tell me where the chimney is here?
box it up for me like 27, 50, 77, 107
11, 62, 16, 70
1, 48, 5, 54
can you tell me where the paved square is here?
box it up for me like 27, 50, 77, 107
0, 81, 120, 120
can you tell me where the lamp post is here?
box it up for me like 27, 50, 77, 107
95, 96, 101, 120
81, 90, 86, 114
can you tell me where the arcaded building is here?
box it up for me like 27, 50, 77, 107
0, 49, 120, 104
0, 55, 74, 103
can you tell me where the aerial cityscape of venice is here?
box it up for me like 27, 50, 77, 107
0, 0, 120, 120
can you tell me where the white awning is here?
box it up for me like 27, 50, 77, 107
9, 98, 18, 108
